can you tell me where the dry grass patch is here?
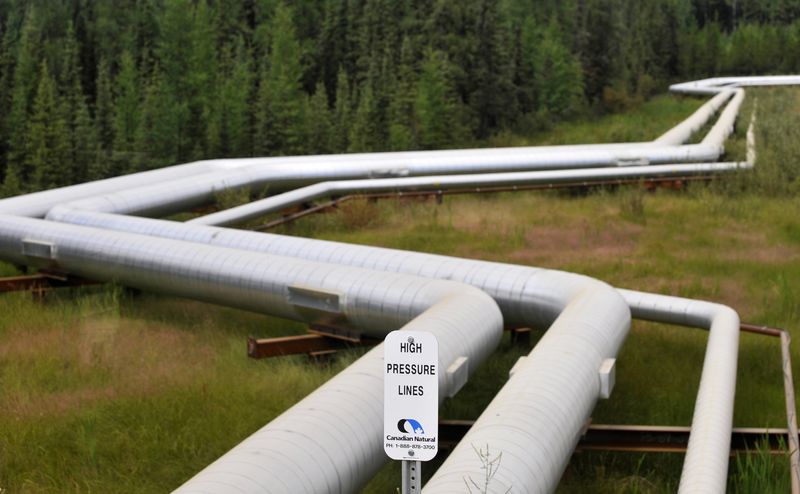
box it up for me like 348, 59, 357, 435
509, 221, 643, 266
1, 317, 214, 419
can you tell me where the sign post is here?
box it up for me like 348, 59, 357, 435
384, 330, 439, 493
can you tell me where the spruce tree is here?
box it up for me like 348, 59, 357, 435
415, 49, 466, 150
134, 67, 179, 171
306, 81, 334, 154
254, 3, 306, 156
348, 59, 386, 152
112, 51, 141, 171
90, 57, 114, 180
27, 62, 70, 190
6, 9, 40, 189
207, 38, 253, 158
333, 67, 353, 153
387, 37, 417, 151
532, 18, 584, 119
60, 23, 96, 184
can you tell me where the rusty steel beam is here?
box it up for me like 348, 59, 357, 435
739, 322, 800, 492
741, 322, 784, 337
438, 420, 794, 454
247, 328, 381, 359
0, 271, 99, 293
247, 334, 358, 359
248, 326, 533, 360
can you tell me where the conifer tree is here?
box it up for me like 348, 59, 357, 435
207, 38, 253, 157
112, 51, 141, 171
5, 10, 40, 189
333, 67, 353, 153
134, 67, 179, 171
254, 3, 306, 156
387, 37, 417, 151
470, 0, 516, 137
306, 82, 334, 154
60, 23, 96, 184
531, 18, 584, 118
90, 57, 114, 180
415, 49, 466, 150
27, 62, 70, 190
348, 59, 386, 152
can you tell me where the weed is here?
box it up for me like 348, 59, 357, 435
464, 444, 511, 494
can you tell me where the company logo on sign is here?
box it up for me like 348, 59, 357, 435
397, 418, 425, 435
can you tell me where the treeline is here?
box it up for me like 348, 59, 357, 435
0, 0, 799, 196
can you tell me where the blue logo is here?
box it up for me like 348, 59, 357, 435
397, 418, 425, 434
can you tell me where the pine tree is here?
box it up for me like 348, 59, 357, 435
134, 67, 179, 171
0, 7, 21, 183
387, 37, 418, 151
112, 51, 141, 171
27, 62, 70, 190
415, 49, 466, 149
90, 57, 114, 180
333, 67, 353, 153
306, 82, 334, 154
60, 23, 96, 184
469, 0, 516, 137
5, 9, 41, 190
254, 3, 307, 156
348, 59, 386, 152
318, 0, 350, 97
532, 18, 584, 119
207, 38, 254, 157
156, 0, 214, 160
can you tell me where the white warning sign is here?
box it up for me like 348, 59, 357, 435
383, 330, 439, 461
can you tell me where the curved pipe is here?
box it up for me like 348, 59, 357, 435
0, 80, 738, 219
655, 89, 733, 145
0, 77, 790, 492
0, 214, 504, 493
188, 162, 750, 227
424, 279, 630, 493
44, 143, 721, 219
39, 209, 738, 492
620, 290, 739, 493
176, 293, 502, 493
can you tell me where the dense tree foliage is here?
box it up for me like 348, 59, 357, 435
0, 0, 798, 195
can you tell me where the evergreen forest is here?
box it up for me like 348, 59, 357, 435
0, 0, 799, 196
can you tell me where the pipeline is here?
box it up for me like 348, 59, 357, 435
0, 78, 742, 219
42, 208, 740, 494
187, 162, 749, 228
1, 76, 798, 493
0, 214, 503, 492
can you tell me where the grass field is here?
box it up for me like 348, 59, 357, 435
1, 89, 799, 493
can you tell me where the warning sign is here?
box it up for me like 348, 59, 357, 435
383, 330, 439, 461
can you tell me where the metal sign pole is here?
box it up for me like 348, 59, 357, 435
401, 460, 422, 494
385, 330, 438, 494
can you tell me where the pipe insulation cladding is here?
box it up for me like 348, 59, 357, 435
1, 76, 799, 492
0, 214, 503, 493
44, 210, 738, 493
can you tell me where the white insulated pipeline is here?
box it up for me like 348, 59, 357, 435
40, 209, 733, 494
176, 294, 501, 494
0, 214, 503, 493
0, 79, 739, 220
654, 89, 734, 145
21, 143, 722, 220
620, 290, 740, 493
1, 76, 797, 492
424, 282, 631, 493
188, 162, 750, 227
